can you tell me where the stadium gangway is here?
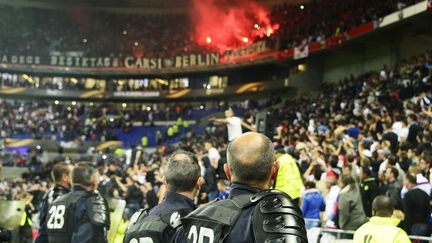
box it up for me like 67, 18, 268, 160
311, 228, 432, 243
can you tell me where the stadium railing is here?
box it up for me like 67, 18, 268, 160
309, 228, 432, 243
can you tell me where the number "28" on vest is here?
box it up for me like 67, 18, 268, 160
188, 225, 214, 243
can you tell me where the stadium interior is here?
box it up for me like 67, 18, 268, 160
1, 0, 432, 242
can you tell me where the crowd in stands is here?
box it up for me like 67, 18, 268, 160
0, 76, 184, 92
273, 0, 422, 49
0, 100, 223, 143
0, 0, 424, 58
1, 49, 432, 240
265, 49, 432, 238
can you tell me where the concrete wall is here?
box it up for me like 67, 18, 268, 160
322, 30, 432, 84
322, 40, 402, 83
288, 56, 324, 94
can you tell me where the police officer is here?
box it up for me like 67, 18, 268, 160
353, 196, 410, 243
35, 162, 73, 243
175, 132, 307, 243
47, 162, 110, 243
124, 150, 203, 243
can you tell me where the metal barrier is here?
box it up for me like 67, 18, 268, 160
310, 228, 432, 243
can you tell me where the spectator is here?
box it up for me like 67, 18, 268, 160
359, 166, 378, 217
384, 167, 404, 210
323, 176, 340, 228
419, 155, 432, 182
383, 122, 399, 153
408, 165, 431, 196
216, 179, 230, 200
301, 181, 325, 229
337, 176, 367, 232
353, 196, 410, 243
204, 140, 220, 171
144, 182, 158, 210
403, 174, 431, 237
201, 157, 218, 201
210, 109, 255, 142
122, 177, 144, 220
407, 114, 420, 147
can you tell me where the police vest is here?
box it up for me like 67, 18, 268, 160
181, 190, 308, 243
141, 137, 148, 147
167, 128, 174, 137
124, 208, 192, 243
353, 217, 410, 243
173, 125, 179, 133
47, 190, 110, 243
275, 154, 304, 199
183, 121, 189, 128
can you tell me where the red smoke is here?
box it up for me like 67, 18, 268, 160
191, 0, 279, 53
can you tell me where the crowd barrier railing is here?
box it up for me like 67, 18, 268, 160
309, 227, 432, 243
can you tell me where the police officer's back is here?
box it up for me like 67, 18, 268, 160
35, 162, 72, 243
47, 162, 110, 243
124, 150, 203, 243
175, 132, 307, 243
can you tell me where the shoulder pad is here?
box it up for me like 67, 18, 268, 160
183, 198, 244, 226
252, 189, 308, 243
86, 192, 110, 227
130, 209, 149, 225
49, 186, 69, 204
160, 208, 193, 229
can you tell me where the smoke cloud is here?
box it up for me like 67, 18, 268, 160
191, 0, 279, 53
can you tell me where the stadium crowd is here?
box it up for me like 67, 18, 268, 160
273, 0, 423, 49
0, 100, 218, 143
0, 0, 424, 58
0, 49, 432, 241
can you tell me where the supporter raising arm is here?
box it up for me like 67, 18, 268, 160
209, 109, 256, 141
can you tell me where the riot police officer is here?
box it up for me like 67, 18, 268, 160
175, 132, 308, 243
124, 150, 203, 243
35, 162, 72, 243
47, 162, 110, 243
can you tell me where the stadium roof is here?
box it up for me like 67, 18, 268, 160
0, 0, 308, 14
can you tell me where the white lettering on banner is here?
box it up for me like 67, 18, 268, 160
149, 58, 158, 69
0, 53, 221, 69
113, 91, 160, 97
187, 225, 215, 243
47, 205, 66, 229
0, 55, 40, 65
225, 40, 267, 62
182, 55, 189, 67
175, 56, 182, 67
190, 54, 197, 66
125, 57, 134, 68
129, 238, 154, 243
59, 56, 66, 66
104, 57, 111, 67
123, 54, 220, 69
50, 56, 57, 65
